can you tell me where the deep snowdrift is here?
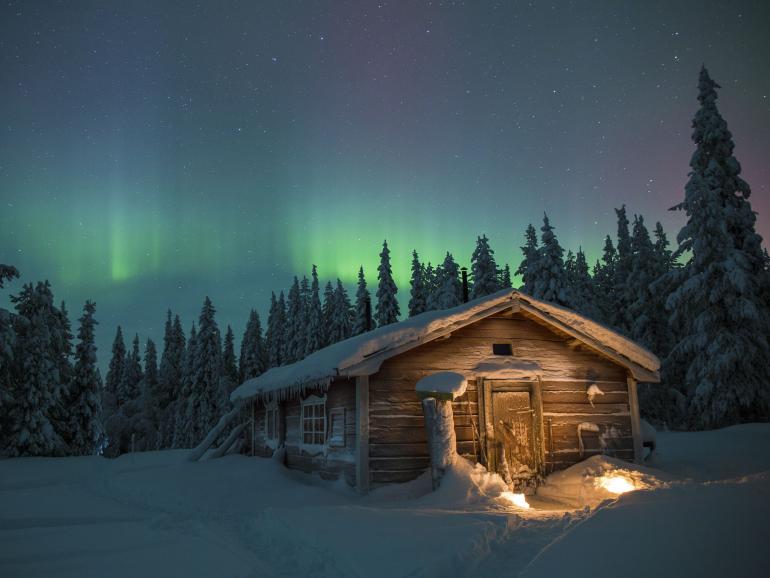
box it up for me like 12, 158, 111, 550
1, 424, 768, 577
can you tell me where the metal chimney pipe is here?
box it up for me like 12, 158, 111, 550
461, 267, 469, 303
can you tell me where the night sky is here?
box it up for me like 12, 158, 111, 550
1, 1, 768, 371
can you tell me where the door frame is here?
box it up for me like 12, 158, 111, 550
477, 377, 546, 481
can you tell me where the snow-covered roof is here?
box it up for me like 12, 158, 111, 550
231, 289, 660, 402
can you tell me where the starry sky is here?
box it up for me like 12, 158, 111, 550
1, 1, 768, 371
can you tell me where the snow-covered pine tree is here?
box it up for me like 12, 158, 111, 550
135, 337, 159, 451
500, 264, 512, 289
222, 325, 238, 384
571, 248, 598, 319
284, 277, 305, 363
531, 214, 572, 307
328, 279, 354, 343
0, 266, 20, 451
375, 240, 400, 326
305, 265, 324, 355
172, 323, 197, 448
423, 262, 437, 311
352, 267, 374, 335
516, 224, 540, 294
433, 252, 463, 309
626, 216, 659, 347
118, 335, 143, 408
321, 281, 335, 346
6, 282, 66, 456
67, 301, 103, 455
665, 67, 770, 428
613, 205, 633, 332
470, 235, 500, 300
190, 297, 224, 443
239, 309, 266, 382
408, 250, 427, 317
592, 235, 617, 325
564, 250, 576, 289
265, 292, 286, 368
105, 326, 126, 404
157, 312, 185, 448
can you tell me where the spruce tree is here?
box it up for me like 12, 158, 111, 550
284, 277, 305, 363
516, 224, 540, 294
613, 205, 633, 332
6, 282, 65, 456
434, 252, 463, 309
118, 335, 143, 408
470, 235, 500, 299
408, 250, 427, 317
328, 279, 354, 343
190, 297, 224, 443
423, 262, 437, 311
321, 281, 335, 346
352, 267, 373, 335
500, 264, 512, 289
240, 309, 266, 382
305, 265, 324, 355
571, 248, 598, 319
375, 240, 400, 326
173, 323, 197, 448
266, 292, 286, 368
0, 266, 19, 450
68, 301, 103, 455
531, 214, 572, 306
222, 325, 238, 384
158, 312, 185, 448
666, 66, 770, 428
105, 326, 126, 402
593, 235, 617, 325
627, 216, 660, 348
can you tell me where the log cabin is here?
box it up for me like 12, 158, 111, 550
230, 289, 660, 494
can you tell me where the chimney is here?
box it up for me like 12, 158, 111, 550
461, 267, 469, 303
365, 294, 372, 331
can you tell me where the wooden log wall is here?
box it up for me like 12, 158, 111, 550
368, 312, 634, 487
251, 379, 358, 486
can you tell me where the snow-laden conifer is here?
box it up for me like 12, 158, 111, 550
375, 240, 400, 327
240, 309, 265, 382
408, 250, 427, 317
516, 224, 540, 294
470, 235, 500, 300
353, 267, 374, 335
531, 214, 572, 306
68, 301, 103, 455
305, 265, 324, 355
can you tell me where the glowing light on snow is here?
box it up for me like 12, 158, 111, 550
500, 491, 530, 509
596, 474, 636, 494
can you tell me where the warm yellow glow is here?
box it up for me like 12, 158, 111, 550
500, 491, 530, 509
596, 474, 636, 494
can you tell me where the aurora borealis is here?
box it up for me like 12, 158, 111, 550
1, 1, 769, 369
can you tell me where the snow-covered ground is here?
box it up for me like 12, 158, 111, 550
1, 424, 769, 577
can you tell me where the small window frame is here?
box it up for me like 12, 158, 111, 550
492, 343, 514, 356
300, 394, 327, 454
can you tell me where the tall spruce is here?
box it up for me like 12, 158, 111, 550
240, 309, 266, 381
665, 67, 770, 428
157, 312, 185, 447
68, 301, 103, 455
500, 264, 512, 289
105, 326, 126, 403
571, 248, 598, 318
434, 252, 463, 309
173, 323, 197, 448
222, 326, 238, 384
613, 205, 633, 332
593, 235, 617, 325
375, 240, 400, 326
305, 265, 324, 355
266, 292, 286, 368
408, 250, 428, 317
470, 235, 500, 299
190, 297, 223, 443
352, 267, 373, 335
7, 282, 66, 456
423, 262, 437, 311
321, 281, 335, 346
284, 277, 305, 363
516, 224, 540, 294
0, 265, 20, 450
531, 214, 571, 306
118, 335, 143, 408
328, 279, 354, 343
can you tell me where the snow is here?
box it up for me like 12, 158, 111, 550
415, 371, 467, 399
232, 288, 660, 402
2, 424, 768, 577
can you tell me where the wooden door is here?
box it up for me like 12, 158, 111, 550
491, 391, 537, 490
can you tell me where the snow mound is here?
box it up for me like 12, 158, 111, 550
536, 455, 666, 509
416, 371, 468, 399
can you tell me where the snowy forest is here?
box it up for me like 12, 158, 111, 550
1, 67, 769, 458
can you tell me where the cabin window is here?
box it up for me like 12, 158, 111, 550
265, 399, 279, 448
328, 407, 346, 448
301, 394, 327, 449
492, 343, 513, 356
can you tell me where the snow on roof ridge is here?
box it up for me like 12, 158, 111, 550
231, 289, 659, 402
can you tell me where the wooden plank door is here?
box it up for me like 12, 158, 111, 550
491, 391, 537, 491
